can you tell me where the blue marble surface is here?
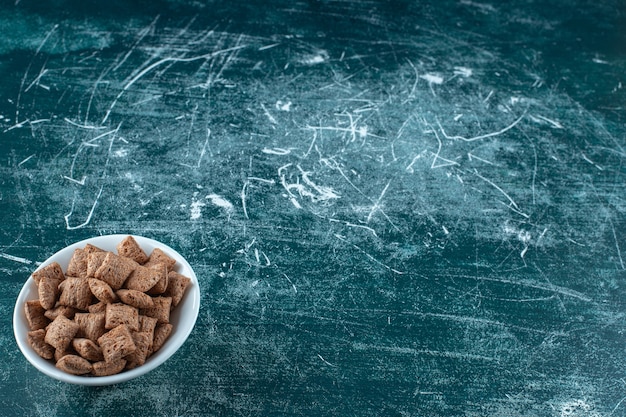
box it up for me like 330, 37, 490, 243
1, 0, 625, 415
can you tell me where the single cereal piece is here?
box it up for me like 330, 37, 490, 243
58, 277, 92, 310
44, 305, 77, 321
88, 278, 117, 303
105, 303, 139, 331
44, 315, 79, 351
24, 300, 49, 331
98, 324, 136, 362
72, 338, 104, 362
144, 248, 176, 271
116, 236, 149, 264
84, 243, 104, 254
94, 252, 137, 290
125, 331, 152, 369
138, 315, 158, 339
27, 329, 54, 360
125, 265, 162, 292
88, 300, 108, 313
147, 263, 169, 295
32, 262, 64, 285
92, 358, 126, 377
166, 271, 191, 307
141, 296, 172, 324
116, 289, 154, 309
54, 347, 75, 362
152, 323, 173, 353
66, 248, 89, 278
56, 354, 93, 375
86, 251, 109, 278
38, 275, 61, 310
75, 312, 106, 342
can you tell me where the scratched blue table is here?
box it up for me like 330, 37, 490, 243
1, 1, 625, 415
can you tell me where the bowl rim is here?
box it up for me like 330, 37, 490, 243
13, 234, 201, 386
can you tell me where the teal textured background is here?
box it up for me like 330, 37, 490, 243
1, 1, 625, 415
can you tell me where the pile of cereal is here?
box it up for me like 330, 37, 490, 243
23, 236, 191, 376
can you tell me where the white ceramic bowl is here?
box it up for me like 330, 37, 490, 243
13, 234, 200, 386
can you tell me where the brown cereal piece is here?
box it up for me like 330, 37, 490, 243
27, 329, 54, 360
166, 271, 191, 307
116, 236, 149, 265
84, 243, 104, 254
138, 315, 158, 341
98, 324, 136, 362
44, 305, 77, 321
38, 275, 61, 310
24, 300, 49, 331
125, 265, 162, 292
66, 248, 89, 278
56, 354, 93, 375
88, 278, 117, 303
54, 347, 75, 362
44, 315, 79, 351
58, 277, 92, 310
116, 289, 154, 309
141, 296, 172, 324
72, 338, 104, 362
32, 262, 64, 286
94, 252, 137, 290
92, 358, 127, 377
88, 300, 108, 313
147, 263, 169, 295
152, 323, 173, 353
144, 248, 176, 271
75, 312, 106, 342
125, 331, 152, 369
86, 251, 109, 278
105, 303, 139, 331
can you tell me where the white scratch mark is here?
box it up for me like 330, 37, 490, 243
258, 42, 280, 51
406, 150, 428, 173
18, 154, 35, 166
3, 120, 29, 132
261, 103, 277, 124
63, 118, 108, 130
196, 128, 212, 167
353, 342, 496, 362
611, 222, 625, 270
531, 114, 563, 129
431, 129, 460, 169
335, 234, 404, 274
0, 252, 32, 264
102, 45, 246, 124
206, 194, 234, 211
190, 200, 205, 220
329, 218, 378, 238
437, 112, 525, 142
317, 354, 337, 367
581, 153, 604, 170
275, 100, 292, 111
262, 147, 291, 155
241, 181, 249, 219
475, 170, 529, 218
467, 152, 496, 165
420, 73, 444, 84
64, 184, 104, 230
420, 73, 443, 96
367, 180, 392, 223
453, 66, 473, 77
63, 175, 87, 185
300, 50, 329, 65
283, 274, 297, 293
